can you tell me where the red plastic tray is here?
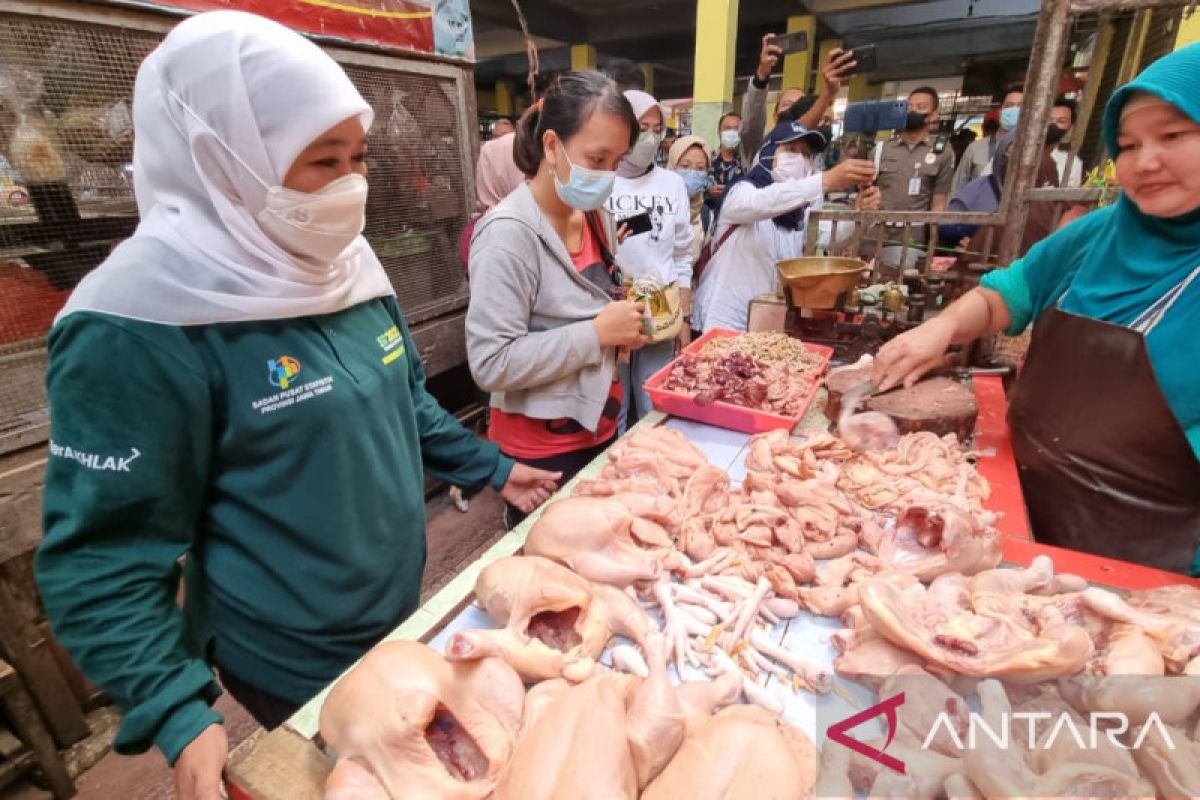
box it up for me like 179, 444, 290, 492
643, 328, 834, 434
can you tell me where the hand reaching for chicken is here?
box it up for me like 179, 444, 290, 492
501, 464, 562, 514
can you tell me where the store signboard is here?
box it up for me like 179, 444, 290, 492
147, 0, 475, 60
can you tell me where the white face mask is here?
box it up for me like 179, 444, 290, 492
625, 131, 662, 171
257, 173, 368, 266
772, 151, 812, 182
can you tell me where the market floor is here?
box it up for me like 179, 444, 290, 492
2, 487, 507, 800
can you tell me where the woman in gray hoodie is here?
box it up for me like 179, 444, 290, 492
467, 71, 649, 526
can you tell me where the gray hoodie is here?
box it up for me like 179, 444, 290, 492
466, 182, 620, 433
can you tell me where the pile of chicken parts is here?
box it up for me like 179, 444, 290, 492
320, 425, 1200, 799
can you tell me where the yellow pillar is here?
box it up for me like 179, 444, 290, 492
1176, 8, 1200, 48
692, 0, 739, 150
848, 74, 883, 102
570, 44, 597, 71
638, 62, 655, 94
495, 81, 514, 116
781, 15, 817, 93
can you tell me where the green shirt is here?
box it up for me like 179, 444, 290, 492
36, 297, 512, 764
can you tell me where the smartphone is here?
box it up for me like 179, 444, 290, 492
846, 44, 878, 76
768, 31, 809, 56
621, 211, 653, 236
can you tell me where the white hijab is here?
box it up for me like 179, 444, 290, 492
58, 11, 395, 326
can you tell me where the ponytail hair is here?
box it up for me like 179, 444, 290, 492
513, 70, 638, 178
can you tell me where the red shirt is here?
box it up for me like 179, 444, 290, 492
489, 221, 621, 459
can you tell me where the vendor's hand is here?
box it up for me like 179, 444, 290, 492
707, 184, 725, 199
873, 317, 955, 391
757, 34, 783, 81
617, 223, 632, 244
501, 464, 561, 514
822, 48, 857, 95
594, 301, 650, 348
174, 724, 227, 800
855, 185, 881, 211
823, 159, 876, 193
676, 325, 692, 351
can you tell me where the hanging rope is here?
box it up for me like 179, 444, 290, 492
507, 0, 541, 103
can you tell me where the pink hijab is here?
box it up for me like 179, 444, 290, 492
475, 132, 525, 212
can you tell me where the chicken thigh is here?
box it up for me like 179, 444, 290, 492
319, 641, 524, 800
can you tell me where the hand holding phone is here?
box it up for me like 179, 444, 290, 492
768, 31, 809, 57
621, 211, 653, 236
845, 44, 877, 76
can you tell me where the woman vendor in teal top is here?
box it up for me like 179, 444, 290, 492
875, 44, 1200, 577
34, 12, 558, 799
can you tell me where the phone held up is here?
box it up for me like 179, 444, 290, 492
845, 44, 877, 76
767, 30, 809, 57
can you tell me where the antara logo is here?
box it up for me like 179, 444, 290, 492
828, 693, 1179, 776
923, 710, 1178, 752
827, 692, 906, 773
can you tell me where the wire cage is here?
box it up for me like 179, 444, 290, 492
0, 6, 474, 452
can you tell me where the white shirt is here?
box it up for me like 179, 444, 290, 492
607, 167, 694, 287
1050, 148, 1084, 188
692, 175, 826, 333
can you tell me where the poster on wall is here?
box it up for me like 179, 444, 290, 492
148, 0, 475, 60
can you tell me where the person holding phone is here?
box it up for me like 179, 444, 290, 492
693, 121, 880, 333
738, 36, 856, 167
467, 72, 649, 527
605, 90, 695, 431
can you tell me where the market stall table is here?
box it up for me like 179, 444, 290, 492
223, 377, 1198, 800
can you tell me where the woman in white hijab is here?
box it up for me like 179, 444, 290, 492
34, 12, 557, 798
605, 90, 694, 431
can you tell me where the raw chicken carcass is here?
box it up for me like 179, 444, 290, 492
1084, 584, 1200, 672
844, 725, 961, 798
878, 665, 968, 757
319, 641, 524, 800
493, 633, 686, 800
324, 758, 391, 800
858, 572, 1094, 679
445, 556, 650, 682
862, 501, 1001, 582
493, 675, 638, 800
965, 680, 1155, 799
642, 705, 816, 800
1131, 720, 1200, 799
831, 625, 925, 691
525, 497, 670, 587
1012, 684, 1141, 780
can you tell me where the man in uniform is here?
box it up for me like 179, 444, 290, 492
870, 85, 954, 246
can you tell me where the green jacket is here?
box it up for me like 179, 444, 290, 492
36, 296, 512, 764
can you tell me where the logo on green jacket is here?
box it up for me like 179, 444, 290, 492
267, 356, 301, 389
377, 325, 405, 365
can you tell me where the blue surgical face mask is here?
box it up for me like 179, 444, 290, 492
1000, 106, 1020, 130
677, 168, 708, 197
720, 129, 741, 150
553, 146, 616, 211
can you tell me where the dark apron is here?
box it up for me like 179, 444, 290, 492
1008, 301, 1200, 574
